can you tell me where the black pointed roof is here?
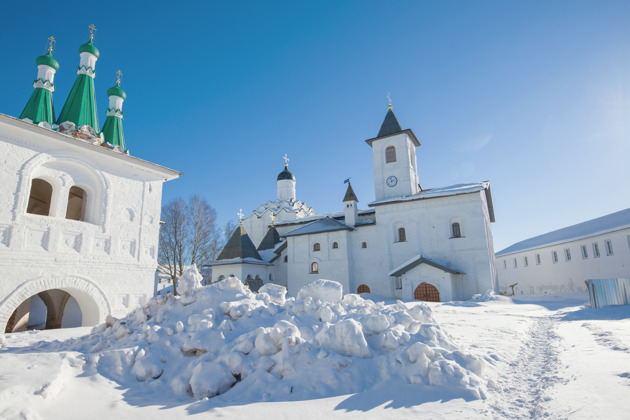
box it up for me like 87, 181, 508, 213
377, 108, 403, 137
277, 164, 295, 181
217, 225, 263, 260
343, 183, 358, 202
257, 225, 281, 251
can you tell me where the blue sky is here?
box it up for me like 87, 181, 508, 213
2, 1, 629, 251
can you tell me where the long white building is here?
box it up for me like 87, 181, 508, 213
496, 209, 630, 295
210, 105, 498, 302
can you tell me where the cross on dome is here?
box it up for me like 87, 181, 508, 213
89, 24, 97, 40
47, 36, 55, 53
237, 209, 244, 225
387, 92, 392, 110
283, 154, 289, 167
116, 70, 123, 85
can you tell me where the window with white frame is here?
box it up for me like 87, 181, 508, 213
593, 242, 600, 258
536, 253, 541, 265
552, 251, 558, 263
385, 146, 396, 163
581, 245, 588, 259
565, 248, 571, 261
605, 239, 613, 256
311, 262, 319, 274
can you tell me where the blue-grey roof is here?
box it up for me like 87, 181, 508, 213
389, 254, 464, 277
283, 217, 352, 237
277, 165, 295, 181
217, 225, 262, 260
496, 208, 630, 257
377, 108, 403, 137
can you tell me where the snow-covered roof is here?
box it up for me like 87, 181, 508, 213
496, 208, 630, 257
389, 254, 464, 277
283, 217, 353, 237
207, 257, 273, 267
274, 209, 375, 228
250, 199, 315, 218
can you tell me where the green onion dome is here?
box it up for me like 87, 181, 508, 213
36, 52, 59, 71
107, 83, 126, 100
277, 165, 295, 181
79, 39, 100, 58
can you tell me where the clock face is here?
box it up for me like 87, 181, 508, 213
386, 175, 398, 187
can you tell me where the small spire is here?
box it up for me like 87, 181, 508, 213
270, 213, 276, 227
387, 92, 392, 110
116, 69, 122, 85
282, 153, 290, 167
89, 24, 97, 41
47, 36, 55, 53
237, 209, 244, 226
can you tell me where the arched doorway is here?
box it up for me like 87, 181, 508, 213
357, 284, 370, 294
4, 289, 83, 333
414, 282, 440, 302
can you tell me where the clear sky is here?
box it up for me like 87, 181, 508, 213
2, 0, 629, 252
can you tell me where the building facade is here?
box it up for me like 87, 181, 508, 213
0, 34, 179, 333
496, 209, 630, 295
210, 105, 498, 302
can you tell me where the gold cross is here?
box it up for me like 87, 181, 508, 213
270, 213, 276, 227
89, 24, 97, 40
237, 209, 244, 225
47, 36, 56, 53
282, 154, 290, 166
116, 70, 123, 85
387, 92, 392, 110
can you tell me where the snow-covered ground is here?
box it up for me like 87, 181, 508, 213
1, 278, 629, 420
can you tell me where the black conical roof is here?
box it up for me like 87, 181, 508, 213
377, 108, 403, 137
343, 183, 358, 202
277, 164, 295, 181
257, 225, 281, 251
217, 225, 262, 260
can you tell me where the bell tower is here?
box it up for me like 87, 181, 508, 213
365, 102, 420, 201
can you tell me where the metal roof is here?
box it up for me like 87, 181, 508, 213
283, 217, 352, 237
217, 225, 263, 260
343, 183, 358, 202
389, 254, 464, 277
257, 226, 281, 251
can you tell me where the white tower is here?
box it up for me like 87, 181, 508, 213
277, 155, 296, 201
366, 104, 421, 201
343, 181, 358, 226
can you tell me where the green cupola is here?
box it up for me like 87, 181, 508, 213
19, 37, 59, 126
56, 27, 100, 132
101, 71, 127, 150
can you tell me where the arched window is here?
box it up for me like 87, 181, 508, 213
398, 227, 406, 242
66, 186, 87, 221
283, 255, 288, 263
332, 242, 338, 249
313, 243, 320, 251
357, 284, 370, 294
414, 283, 440, 302
27, 178, 53, 216
362, 242, 367, 248
451, 222, 461, 238
385, 146, 396, 163
311, 262, 319, 273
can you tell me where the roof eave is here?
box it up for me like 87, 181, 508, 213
365, 128, 420, 147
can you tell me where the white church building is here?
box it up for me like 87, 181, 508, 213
496, 208, 630, 295
0, 33, 179, 333
209, 105, 498, 302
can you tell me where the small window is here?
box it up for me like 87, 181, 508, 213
311, 262, 319, 274
524, 256, 529, 267
513, 258, 517, 268
593, 242, 600, 258
536, 254, 541, 265
398, 227, 406, 242
361, 242, 367, 248
565, 248, 572, 261
605, 240, 613, 256
503, 260, 507, 269
451, 223, 461, 238
332, 242, 338, 249
283, 255, 288, 263
552, 251, 558, 263
357, 284, 370, 294
27, 178, 53, 216
395, 277, 402, 290
313, 243, 320, 252
66, 186, 87, 221
581, 245, 588, 259
385, 146, 396, 163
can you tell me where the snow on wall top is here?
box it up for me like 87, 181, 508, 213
369, 182, 489, 206
496, 208, 630, 257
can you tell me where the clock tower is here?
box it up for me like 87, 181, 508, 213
366, 104, 421, 201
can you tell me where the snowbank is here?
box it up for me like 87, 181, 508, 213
67, 278, 486, 402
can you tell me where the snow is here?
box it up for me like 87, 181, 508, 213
496, 207, 630, 256
1, 288, 629, 419
368, 182, 489, 206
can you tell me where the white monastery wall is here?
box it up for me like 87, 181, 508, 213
497, 227, 630, 295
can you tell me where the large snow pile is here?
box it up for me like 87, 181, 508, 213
69, 277, 487, 402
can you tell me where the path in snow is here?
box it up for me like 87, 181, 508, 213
488, 315, 565, 419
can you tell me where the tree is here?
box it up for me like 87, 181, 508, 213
158, 195, 219, 295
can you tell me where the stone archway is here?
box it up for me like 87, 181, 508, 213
0, 276, 111, 333
414, 282, 440, 302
